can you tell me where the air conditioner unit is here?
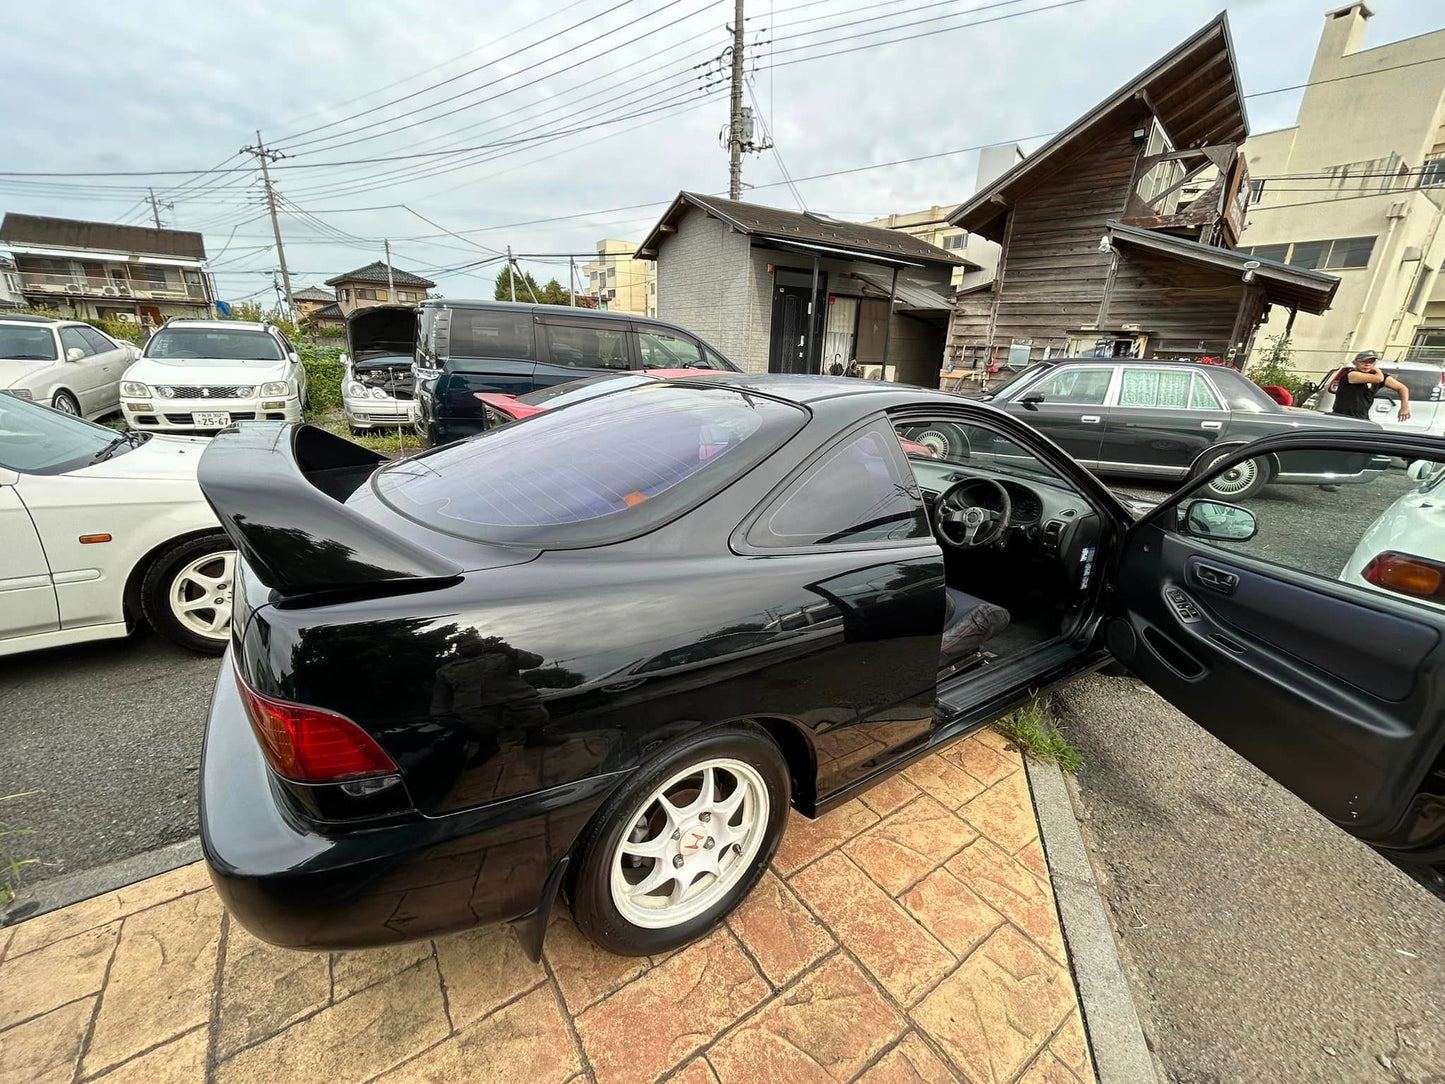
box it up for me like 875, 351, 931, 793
116, 285, 132, 296
64, 284, 82, 294
113, 312, 138, 324
102, 286, 119, 296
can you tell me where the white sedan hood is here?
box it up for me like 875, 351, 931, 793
125, 357, 289, 387
73, 433, 211, 481
0, 358, 52, 388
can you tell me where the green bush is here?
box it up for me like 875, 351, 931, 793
1246, 334, 1308, 399
98, 317, 145, 345
300, 343, 345, 411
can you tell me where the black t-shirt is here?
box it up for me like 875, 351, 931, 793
1332, 373, 1382, 419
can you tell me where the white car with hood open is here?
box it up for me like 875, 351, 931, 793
0, 391, 235, 657
119, 319, 308, 434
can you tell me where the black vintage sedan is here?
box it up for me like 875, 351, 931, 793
970, 358, 1383, 499
197, 375, 1445, 958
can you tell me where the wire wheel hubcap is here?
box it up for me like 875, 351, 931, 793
169, 550, 236, 640
54, 395, 77, 414
1208, 456, 1258, 496
609, 758, 768, 929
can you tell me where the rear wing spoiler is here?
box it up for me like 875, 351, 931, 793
197, 423, 461, 599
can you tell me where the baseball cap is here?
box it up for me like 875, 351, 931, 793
1353, 350, 1381, 363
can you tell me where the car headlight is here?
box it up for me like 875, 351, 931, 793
156, 386, 176, 399
259, 381, 291, 397
370, 387, 390, 400
345, 381, 368, 399
8, 388, 33, 400
120, 381, 149, 397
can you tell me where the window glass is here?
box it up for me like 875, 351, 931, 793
1288, 240, 1328, 269
59, 327, 95, 357
376, 385, 802, 542
542, 321, 630, 369
1324, 236, 1375, 269
1119, 368, 1192, 408
1378, 368, 1444, 403
1189, 373, 1224, 410
750, 421, 928, 548
894, 417, 1080, 487
78, 327, 116, 354
143, 329, 284, 361
637, 330, 704, 369
1249, 243, 1289, 263
1172, 450, 1445, 613
0, 324, 58, 361
1028, 367, 1112, 405
144, 266, 169, 286
440, 308, 535, 361
0, 391, 119, 473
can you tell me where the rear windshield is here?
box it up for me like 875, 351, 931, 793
374, 384, 805, 546
1381, 369, 1444, 403
435, 307, 535, 361
145, 328, 283, 361
0, 324, 58, 360
516, 372, 657, 408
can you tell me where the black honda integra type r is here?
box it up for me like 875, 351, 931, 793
196, 374, 1445, 959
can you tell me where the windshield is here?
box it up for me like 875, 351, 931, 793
375, 383, 805, 545
982, 366, 1036, 398
0, 324, 58, 361
516, 372, 658, 408
144, 328, 284, 361
0, 391, 124, 473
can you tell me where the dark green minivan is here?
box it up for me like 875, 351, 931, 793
413, 300, 739, 445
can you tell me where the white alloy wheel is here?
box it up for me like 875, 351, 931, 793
168, 549, 236, 641
1206, 456, 1260, 498
608, 758, 769, 929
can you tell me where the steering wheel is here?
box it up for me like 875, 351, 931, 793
935, 477, 1011, 549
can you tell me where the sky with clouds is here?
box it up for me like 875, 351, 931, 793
3, 0, 1441, 303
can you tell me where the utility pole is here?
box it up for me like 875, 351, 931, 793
146, 188, 172, 229
727, 0, 745, 199
242, 131, 295, 315
506, 245, 516, 301
384, 239, 395, 297
569, 256, 576, 307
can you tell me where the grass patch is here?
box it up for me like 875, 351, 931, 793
299, 343, 345, 413
306, 407, 423, 457
0, 793, 40, 907
993, 698, 1083, 775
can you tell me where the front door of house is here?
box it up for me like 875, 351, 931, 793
768, 281, 826, 375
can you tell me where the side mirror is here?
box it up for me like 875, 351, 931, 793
1406, 459, 1438, 482
1181, 499, 1257, 542
290, 352, 300, 365
66, 347, 85, 362
1018, 392, 1044, 411
338, 353, 349, 366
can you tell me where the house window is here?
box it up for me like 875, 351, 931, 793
1246, 237, 1376, 270
1322, 237, 1376, 269
340, 288, 351, 302
396, 289, 416, 302
1249, 179, 1266, 203
1419, 157, 1445, 189
144, 266, 169, 286
357, 288, 389, 301
1246, 243, 1290, 263
943, 233, 968, 250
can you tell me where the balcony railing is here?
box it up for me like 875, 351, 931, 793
18, 271, 207, 302
1118, 144, 1247, 248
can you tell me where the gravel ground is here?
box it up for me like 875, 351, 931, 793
0, 628, 219, 886
1057, 674, 1445, 1083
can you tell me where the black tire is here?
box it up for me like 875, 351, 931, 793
1195, 447, 1270, 501
141, 532, 237, 655
569, 725, 791, 955
51, 389, 80, 415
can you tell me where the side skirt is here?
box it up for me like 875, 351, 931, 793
508, 854, 571, 963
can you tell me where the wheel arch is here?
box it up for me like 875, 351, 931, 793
122, 526, 230, 627
1188, 441, 1279, 481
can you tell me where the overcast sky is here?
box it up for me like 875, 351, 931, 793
4, 0, 1440, 303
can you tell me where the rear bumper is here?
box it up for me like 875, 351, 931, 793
200, 655, 618, 949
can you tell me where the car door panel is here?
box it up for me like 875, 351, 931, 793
0, 485, 60, 639
534, 317, 634, 390
1109, 433, 1445, 854
1002, 365, 1114, 464
58, 326, 105, 412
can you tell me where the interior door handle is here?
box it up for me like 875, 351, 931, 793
1080, 415, 1101, 424
1195, 564, 1238, 594
1200, 420, 1223, 430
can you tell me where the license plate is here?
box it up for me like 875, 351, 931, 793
194, 411, 231, 427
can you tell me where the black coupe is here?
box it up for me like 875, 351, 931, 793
197, 375, 1445, 958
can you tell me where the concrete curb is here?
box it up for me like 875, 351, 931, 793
0, 837, 202, 927
1026, 755, 1159, 1084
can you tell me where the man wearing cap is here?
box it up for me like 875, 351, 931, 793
1331, 350, 1411, 421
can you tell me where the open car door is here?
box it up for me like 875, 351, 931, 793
1106, 431, 1445, 869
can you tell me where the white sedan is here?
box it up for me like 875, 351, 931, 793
1340, 460, 1445, 610
0, 392, 235, 657
0, 314, 139, 418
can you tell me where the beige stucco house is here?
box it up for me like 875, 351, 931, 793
1241, 3, 1445, 377
325, 261, 435, 316
583, 240, 656, 317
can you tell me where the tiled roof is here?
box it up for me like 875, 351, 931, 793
292, 285, 336, 302
638, 194, 965, 267
307, 302, 344, 319
0, 213, 206, 260
325, 261, 435, 288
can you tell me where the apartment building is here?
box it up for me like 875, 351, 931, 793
583, 240, 655, 316
1241, 3, 1445, 376
0, 213, 214, 327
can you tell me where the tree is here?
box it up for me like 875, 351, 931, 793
494, 266, 542, 302
1245, 334, 1306, 399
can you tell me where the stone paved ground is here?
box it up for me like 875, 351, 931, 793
0, 732, 1094, 1084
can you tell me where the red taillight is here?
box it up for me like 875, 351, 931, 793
234, 666, 397, 782
1361, 551, 1445, 603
